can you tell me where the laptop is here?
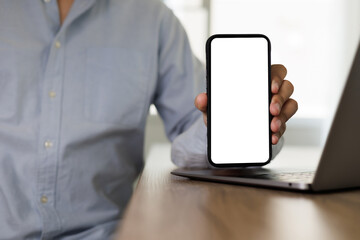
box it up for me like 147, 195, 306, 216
171, 42, 360, 192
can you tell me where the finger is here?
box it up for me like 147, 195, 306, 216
271, 64, 287, 79
203, 112, 207, 126
270, 80, 294, 116
195, 93, 207, 113
280, 98, 298, 122
272, 123, 286, 144
272, 134, 279, 145
271, 116, 282, 133
271, 99, 298, 132
271, 64, 287, 93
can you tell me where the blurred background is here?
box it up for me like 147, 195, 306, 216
144, 0, 360, 158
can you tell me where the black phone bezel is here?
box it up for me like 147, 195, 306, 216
206, 34, 272, 168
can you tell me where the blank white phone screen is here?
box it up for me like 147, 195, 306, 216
210, 37, 270, 164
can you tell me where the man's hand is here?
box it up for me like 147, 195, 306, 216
194, 64, 298, 145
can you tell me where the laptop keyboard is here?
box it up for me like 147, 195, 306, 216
262, 171, 315, 183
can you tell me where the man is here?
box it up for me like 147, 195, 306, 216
0, 0, 297, 239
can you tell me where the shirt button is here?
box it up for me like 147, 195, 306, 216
44, 141, 53, 149
55, 41, 61, 49
49, 91, 56, 98
41, 196, 48, 204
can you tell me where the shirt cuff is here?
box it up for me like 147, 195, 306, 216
171, 117, 210, 168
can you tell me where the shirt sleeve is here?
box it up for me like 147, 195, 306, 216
155, 5, 283, 168
153, 5, 205, 142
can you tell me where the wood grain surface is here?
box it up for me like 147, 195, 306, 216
114, 145, 360, 240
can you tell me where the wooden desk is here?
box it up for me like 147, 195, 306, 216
115, 145, 360, 240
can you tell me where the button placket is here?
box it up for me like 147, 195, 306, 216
36, 33, 66, 236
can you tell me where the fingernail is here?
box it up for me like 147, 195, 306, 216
272, 82, 279, 92
276, 119, 282, 129
272, 135, 278, 144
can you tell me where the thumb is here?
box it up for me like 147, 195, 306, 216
195, 93, 207, 113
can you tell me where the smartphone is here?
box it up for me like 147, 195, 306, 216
206, 34, 272, 167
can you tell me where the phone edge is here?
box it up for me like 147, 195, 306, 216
206, 34, 273, 168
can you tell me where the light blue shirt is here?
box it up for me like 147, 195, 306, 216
0, 0, 208, 239
0, 0, 282, 239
